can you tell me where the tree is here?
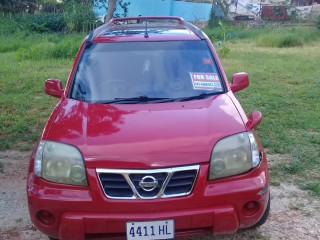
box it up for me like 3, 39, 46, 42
36, 0, 63, 12
63, 0, 92, 4
106, 0, 117, 22
208, 0, 229, 28
63, 1, 96, 31
0, 0, 37, 14
94, 0, 130, 22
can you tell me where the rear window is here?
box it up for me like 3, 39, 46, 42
70, 40, 224, 103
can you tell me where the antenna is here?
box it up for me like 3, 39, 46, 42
144, 18, 149, 38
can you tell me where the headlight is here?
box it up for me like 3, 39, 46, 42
209, 132, 260, 180
34, 141, 88, 186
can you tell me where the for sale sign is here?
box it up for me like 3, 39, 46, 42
190, 72, 222, 91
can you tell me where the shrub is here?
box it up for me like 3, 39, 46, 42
257, 32, 303, 48
51, 38, 82, 58
63, 3, 97, 32
15, 43, 53, 60
278, 35, 303, 47
317, 15, 320, 29
17, 13, 66, 33
0, 13, 67, 34
0, 17, 19, 34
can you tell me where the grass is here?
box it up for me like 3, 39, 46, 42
0, 26, 319, 196
204, 26, 320, 47
301, 182, 320, 196
0, 32, 85, 150
216, 28, 320, 196
0, 32, 84, 59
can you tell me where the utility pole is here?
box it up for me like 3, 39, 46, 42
309, 0, 315, 21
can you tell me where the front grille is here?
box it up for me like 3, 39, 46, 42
99, 173, 133, 198
164, 170, 198, 196
97, 165, 199, 199
130, 172, 168, 198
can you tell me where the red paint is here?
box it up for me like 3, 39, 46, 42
27, 17, 269, 240
261, 6, 289, 21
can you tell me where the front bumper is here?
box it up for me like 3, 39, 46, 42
27, 161, 269, 240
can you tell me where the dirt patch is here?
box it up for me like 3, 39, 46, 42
0, 151, 31, 229
0, 151, 319, 240
266, 153, 293, 167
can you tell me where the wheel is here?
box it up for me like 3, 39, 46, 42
250, 194, 270, 229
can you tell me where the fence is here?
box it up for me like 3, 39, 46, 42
82, 22, 103, 33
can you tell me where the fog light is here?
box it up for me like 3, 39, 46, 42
242, 201, 260, 216
37, 210, 55, 225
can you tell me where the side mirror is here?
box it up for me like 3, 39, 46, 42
246, 111, 262, 130
230, 72, 249, 93
45, 79, 64, 98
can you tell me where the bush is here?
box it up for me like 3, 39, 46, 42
0, 13, 66, 33
36, 13, 66, 32
1, 3, 98, 33
257, 34, 303, 48
51, 38, 82, 58
18, 13, 66, 33
317, 15, 320, 29
63, 3, 97, 32
0, 17, 19, 34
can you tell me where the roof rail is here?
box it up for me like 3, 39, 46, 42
86, 23, 109, 44
109, 16, 184, 25
86, 16, 206, 43
182, 21, 206, 40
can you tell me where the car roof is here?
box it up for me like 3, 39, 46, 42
89, 16, 206, 43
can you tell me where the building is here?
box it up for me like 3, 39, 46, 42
94, 0, 223, 22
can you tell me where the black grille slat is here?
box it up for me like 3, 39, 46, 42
168, 172, 196, 179
164, 185, 193, 195
105, 188, 133, 197
99, 173, 133, 198
104, 183, 131, 189
165, 178, 194, 187
97, 167, 198, 199
164, 170, 197, 195
100, 177, 126, 182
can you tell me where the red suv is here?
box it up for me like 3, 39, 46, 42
27, 16, 269, 240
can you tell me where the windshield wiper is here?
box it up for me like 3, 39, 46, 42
95, 93, 216, 104
96, 96, 175, 104
173, 92, 216, 102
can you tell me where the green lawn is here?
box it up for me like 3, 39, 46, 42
0, 32, 84, 150
0, 27, 319, 195
219, 33, 320, 194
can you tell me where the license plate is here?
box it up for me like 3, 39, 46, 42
126, 219, 174, 240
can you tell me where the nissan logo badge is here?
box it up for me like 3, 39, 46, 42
139, 176, 158, 192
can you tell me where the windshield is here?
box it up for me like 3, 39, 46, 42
70, 40, 224, 103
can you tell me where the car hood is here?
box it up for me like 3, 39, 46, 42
46, 94, 246, 169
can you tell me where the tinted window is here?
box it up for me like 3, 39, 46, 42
71, 40, 224, 103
